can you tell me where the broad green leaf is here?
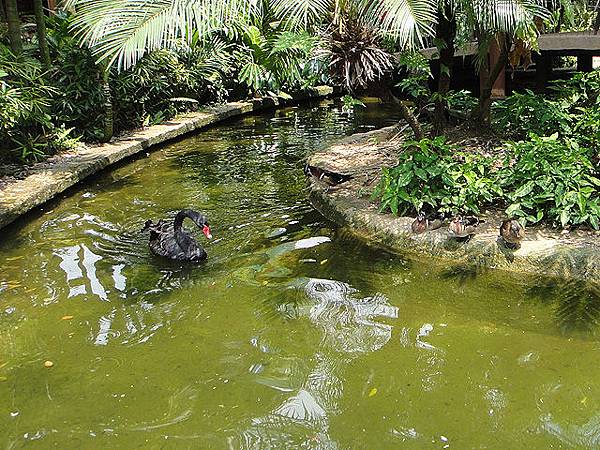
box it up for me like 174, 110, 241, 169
506, 203, 522, 216
513, 181, 534, 199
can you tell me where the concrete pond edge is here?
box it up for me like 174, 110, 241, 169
0, 86, 336, 230
307, 125, 600, 281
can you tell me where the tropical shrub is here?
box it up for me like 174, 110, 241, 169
551, 71, 600, 151
493, 89, 573, 138
47, 12, 105, 140
551, 70, 600, 107
573, 105, 600, 150
0, 45, 63, 162
373, 137, 499, 215
446, 90, 477, 114
323, 18, 395, 92
233, 26, 318, 94
112, 50, 199, 131
177, 33, 233, 104
500, 134, 600, 229
396, 51, 431, 103
375, 132, 599, 230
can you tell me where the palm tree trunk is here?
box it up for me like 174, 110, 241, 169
391, 94, 424, 140
477, 34, 509, 127
433, 7, 456, 135
5, 0, 22, 55
33, 0, 51, 70
100, 63, 114, 142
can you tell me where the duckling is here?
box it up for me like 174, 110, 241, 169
500, 218, 525, 249
411, 211, 447, 234
448, 215, 479, 240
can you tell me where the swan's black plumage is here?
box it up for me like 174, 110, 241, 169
142, 209, 211, 262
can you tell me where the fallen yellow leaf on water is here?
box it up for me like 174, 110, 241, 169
0, 362, 7, 369
44, 361, 54, 368
581, 397, 588, 405
368, 388, 377, 397
320, 259, 328, 265
61, 315, 74, 321
0, 376, 7, 382
262, 281, 269, 286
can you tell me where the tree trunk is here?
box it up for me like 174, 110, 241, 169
391, 94, 424, 140
100, 64, 114, 142
433, 7, 456, 135
33, 0, 50, 70
1, 0, 6, 22
477, 34, 510, 127
5, 0, 22, 55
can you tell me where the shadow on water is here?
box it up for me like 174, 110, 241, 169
440, 263, 489, 286
524, 249, 600, 334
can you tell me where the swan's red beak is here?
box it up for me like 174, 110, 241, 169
202, 224, 212, 239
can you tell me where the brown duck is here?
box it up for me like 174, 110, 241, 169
448, 215, 479, 239
500, 219, 525, 249
411, 211, 446, 234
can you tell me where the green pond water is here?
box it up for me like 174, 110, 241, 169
1, 101, 600, 449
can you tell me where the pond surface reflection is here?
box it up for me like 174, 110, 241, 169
1, 101, 599, 448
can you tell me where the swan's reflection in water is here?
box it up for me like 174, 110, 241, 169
54, 244, 110, 301
231, 278, 398, 448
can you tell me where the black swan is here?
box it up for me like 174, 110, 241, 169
142, 209, 212, 262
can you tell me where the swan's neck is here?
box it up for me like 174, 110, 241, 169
173, 210, 194, 231
173, 210, 195, 251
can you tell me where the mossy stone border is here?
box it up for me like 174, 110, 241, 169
0, 86, 335, 230
307, 125, 600, 280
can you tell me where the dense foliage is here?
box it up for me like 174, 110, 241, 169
375, 67, 600, 230
374, 137, 499, 215
494, 71, 600, 150
0, 45, 76, 162
0, 10, 323, 162
500, 135, 600, 229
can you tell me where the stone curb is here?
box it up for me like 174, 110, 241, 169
0, 86, 335, 230
307, 125, 600, 281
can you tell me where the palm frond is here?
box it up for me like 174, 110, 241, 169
270, 0, 332, 29
472, 0, 550, 34
359, 0, 438, 49
67, 0, 257, 70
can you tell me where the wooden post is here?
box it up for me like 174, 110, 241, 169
489, 37, 506, 99
577, 52, 593, 72
534, 52, 552, 91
